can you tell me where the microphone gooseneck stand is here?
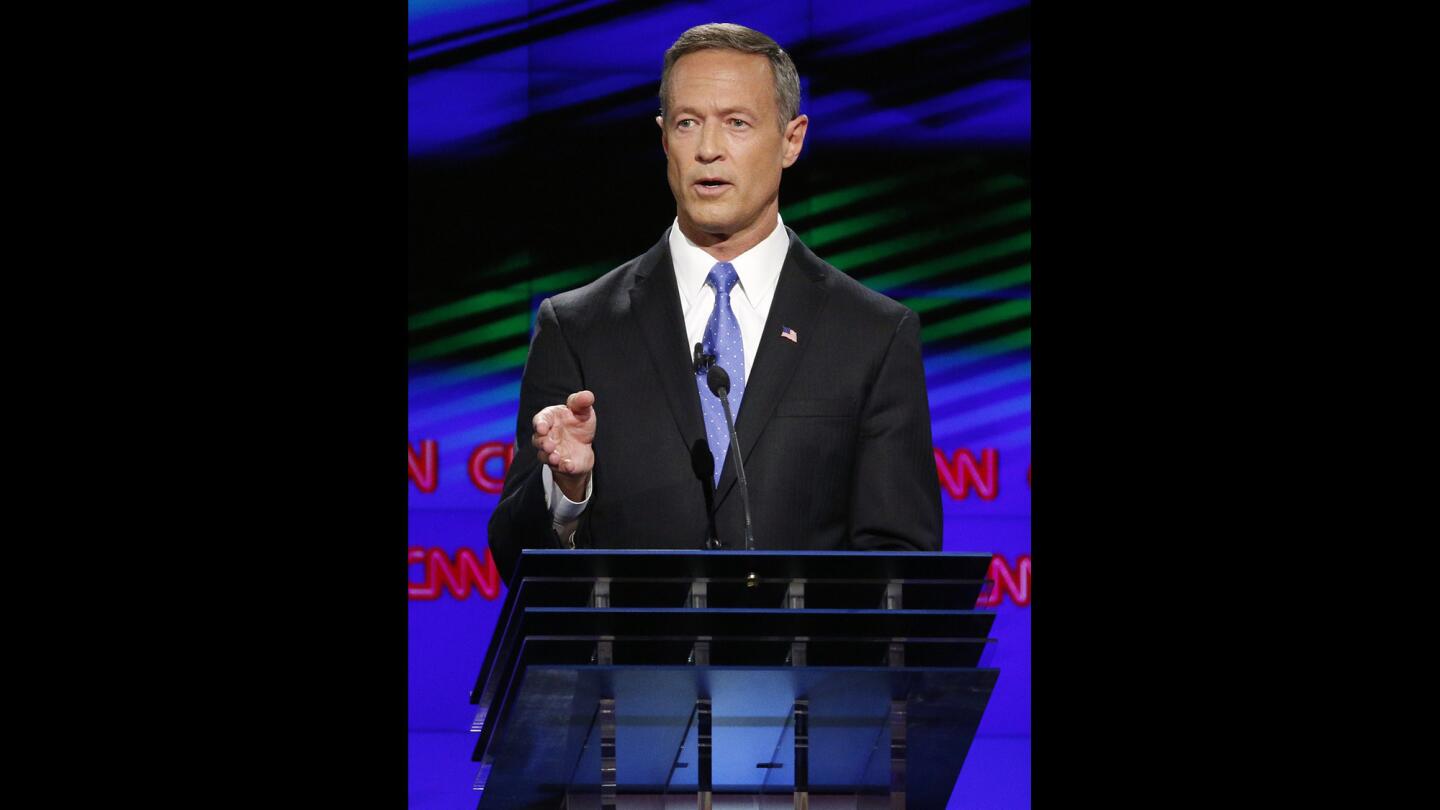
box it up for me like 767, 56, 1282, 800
706, 364, 755, 553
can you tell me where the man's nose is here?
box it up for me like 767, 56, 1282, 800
696, 124, 723, 163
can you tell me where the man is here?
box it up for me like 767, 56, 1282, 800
487, 23, 940, 584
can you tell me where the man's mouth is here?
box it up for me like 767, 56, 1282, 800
694, 178, 732, 196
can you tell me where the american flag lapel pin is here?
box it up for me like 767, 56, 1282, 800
780, 326, 798, 343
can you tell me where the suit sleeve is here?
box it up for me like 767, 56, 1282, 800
848, 309, 943, 552
487, 298, 585, 586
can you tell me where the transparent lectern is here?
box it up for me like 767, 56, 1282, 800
468, 550, 998, 809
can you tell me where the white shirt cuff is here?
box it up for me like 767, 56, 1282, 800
542, 464, 591, 524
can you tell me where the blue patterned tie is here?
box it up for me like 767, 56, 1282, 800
697, 262, 746, 488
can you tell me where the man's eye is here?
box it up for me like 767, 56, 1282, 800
677, 119, 696, 129
730, 119, 749, 128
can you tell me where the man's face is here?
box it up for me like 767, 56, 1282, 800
658, 49, 808, 242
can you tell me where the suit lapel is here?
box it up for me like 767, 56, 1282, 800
628, 232, 708, 454
716, 229, 830, 506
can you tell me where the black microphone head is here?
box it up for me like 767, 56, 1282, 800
707, 364, 730, 398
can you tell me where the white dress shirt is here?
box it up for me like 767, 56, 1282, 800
671, 213, 790, 383
541, 215, 791, 542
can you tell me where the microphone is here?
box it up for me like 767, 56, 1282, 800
706, 364, 755, 552
693, 342, 716, 374
706, 364, 729, 398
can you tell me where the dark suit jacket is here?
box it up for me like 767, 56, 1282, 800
487, 227, 941, 584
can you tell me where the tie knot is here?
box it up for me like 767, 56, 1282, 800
707, 262, 739, 296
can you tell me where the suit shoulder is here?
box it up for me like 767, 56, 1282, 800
545, 231, 669, 330
794, 239, 917, 329
547, 256, 640, 316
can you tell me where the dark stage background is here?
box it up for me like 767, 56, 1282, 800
408, 2, 1030, 807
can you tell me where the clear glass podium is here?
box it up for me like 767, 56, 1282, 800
468, 550, 999, 809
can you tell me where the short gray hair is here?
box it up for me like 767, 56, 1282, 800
659, 23, 801, 130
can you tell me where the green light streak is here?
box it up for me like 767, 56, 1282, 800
793, 177, 1028, 254
782, 175, 911, 221
827, 228, 949, 271
782, 166, 1025, 225
409, 263, 611, 332
532, 264, 613, 294
823, 197, 1026, 274
804, 207, 912, 249
900, 264, 1031, 313
475, 251, 532, 278
409, 288, 528, 332
409, 312, 532, 362
924, 330, 1032, 367
967, 198, 1030, 230
921, 300, 1030, 343
864, 230, 1030, 292
972, 328, 1031, 354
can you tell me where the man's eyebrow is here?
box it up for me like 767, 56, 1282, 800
669, 105, 760, 118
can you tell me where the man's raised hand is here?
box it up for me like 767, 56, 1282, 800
531, 390, 596, 501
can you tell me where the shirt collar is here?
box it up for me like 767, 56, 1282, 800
669, 214, 790, 311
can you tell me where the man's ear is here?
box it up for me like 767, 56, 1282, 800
781, 114, 809, 169
656, 115, 668, 156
